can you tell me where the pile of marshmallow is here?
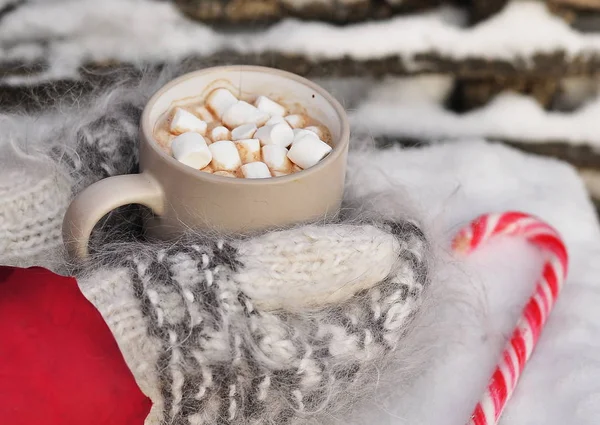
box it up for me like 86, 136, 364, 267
164, 88, 333, 178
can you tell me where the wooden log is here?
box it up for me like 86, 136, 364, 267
172, 0, 598, 27
174, 0, 441, 24
504, 141, 600, 170
578, 168, 600, 210
375, 136, 598, 168
4, 47, 600, 86
546, 0, 600, 25
550, 0, 600, 11
469, 0, 509, 24
450, 76, 560, 111
174, 0, 281, 23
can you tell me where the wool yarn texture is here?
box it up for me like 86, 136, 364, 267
0, 67, 433, 425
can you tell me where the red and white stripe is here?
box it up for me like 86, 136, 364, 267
451, 212, 569, 425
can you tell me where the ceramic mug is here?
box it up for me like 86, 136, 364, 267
62, 65, 350, 259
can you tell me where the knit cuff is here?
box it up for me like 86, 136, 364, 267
0, 142, 72, 270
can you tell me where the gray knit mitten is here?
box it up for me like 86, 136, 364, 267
78, 220, 429, 425
0, 70, 431, 424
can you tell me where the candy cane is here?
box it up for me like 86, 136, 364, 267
452, 212, 569, 425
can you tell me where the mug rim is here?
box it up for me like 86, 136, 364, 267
140, 65, 350, 186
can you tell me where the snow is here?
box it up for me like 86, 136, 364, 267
3, 1, 600, 83
234, 6, 467, 61
0, 0, 224, 82
342, 140, 600, 425
240, 2, 591, 61
350, 77, 600, 146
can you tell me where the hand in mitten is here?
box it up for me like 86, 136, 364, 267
78, 221, 429, 425
0, 266, 152, 425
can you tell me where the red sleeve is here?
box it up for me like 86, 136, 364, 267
0, 266, 152, 425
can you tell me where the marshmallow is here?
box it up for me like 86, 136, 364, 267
284, 114, 308, 129
293, 128, 320, 143
231, 123, 257, 141
208, 140, 242, 171
254, 95, 286, 117
262, 145, 293, 172
213, 171, 236, 178
171, 132, 212, 169
272, 170, 289, 177
241, 162, 271, 179
206, 88, 238, 119
255, 123, 294, 147
235, 139, 261, 164
170, 108, 208, 135
222, 101, 269, 129
265, 115, 286, 126
195, 106, 215, 123
287, 135, 332, 169
209, 126, 231, 143
303, 125, 325, 139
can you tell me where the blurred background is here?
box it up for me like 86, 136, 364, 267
2, 0, 600, 210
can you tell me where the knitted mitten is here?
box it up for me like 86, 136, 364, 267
78, 220, 429, 425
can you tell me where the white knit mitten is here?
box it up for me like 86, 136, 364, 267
78, 221, 429, 425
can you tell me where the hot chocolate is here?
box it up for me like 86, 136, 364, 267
154, 88, 332, 179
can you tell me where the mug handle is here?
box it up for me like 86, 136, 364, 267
62, 172, 165, 260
